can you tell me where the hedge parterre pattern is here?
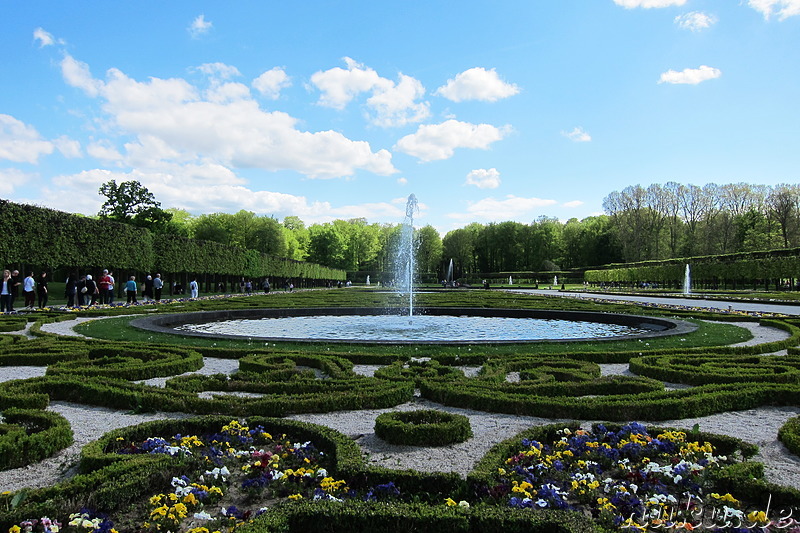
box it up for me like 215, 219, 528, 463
2, 292, 800, 531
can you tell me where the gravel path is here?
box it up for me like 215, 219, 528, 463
1, 319, 798, 492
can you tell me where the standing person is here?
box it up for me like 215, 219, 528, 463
8, 270, 20, 312
65, 274, 77, 308
98, 270, 112, 304
23, 271, 35, 309
262, 278, 270, 293
76, 275, 87, 307
153, 273, 163, 302
245, 279, 252, 294
37, 272, 48, 309
85, 274, 98, 306
142, 275, 154, 302
189, 277, 199, 298
107, 271, 115, 304
239, 277, 246, 293
1, 270, 11, 313
125, 275, 138, 304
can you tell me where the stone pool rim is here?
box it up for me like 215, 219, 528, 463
129, 307, 698, 345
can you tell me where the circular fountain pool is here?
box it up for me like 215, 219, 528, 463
131, 308, 696, 344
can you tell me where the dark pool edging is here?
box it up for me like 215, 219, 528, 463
129, 307, 698, 345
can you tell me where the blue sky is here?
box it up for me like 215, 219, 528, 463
1, 1, 798, 233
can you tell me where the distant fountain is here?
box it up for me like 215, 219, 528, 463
508, 276, 513, 285
395, 194, 418, 320
445, 258, 454, 287
553, 275, 558, 287
683, 264, 691, 295
366, 275, 370, 286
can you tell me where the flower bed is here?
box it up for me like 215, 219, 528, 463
374, 409, 473, 446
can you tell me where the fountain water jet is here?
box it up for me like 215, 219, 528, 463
445, 258, 454, 287
684, 264, 691, 295
395, 194, 418, 321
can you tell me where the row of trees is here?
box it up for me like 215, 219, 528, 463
92, 179, 800, 279
603, 182, 800, 263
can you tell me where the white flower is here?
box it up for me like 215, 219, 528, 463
316, 468, 328, 478
535, 499, 548, 508
193, 511, 212, 520
458, 500, 470, 508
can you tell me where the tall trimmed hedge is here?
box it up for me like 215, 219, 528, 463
585, 246, 800, 286
0, 199, 344, 281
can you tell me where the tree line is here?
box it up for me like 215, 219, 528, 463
603, 182, 800, 263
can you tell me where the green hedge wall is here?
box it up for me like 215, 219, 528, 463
0, 199, 344, 280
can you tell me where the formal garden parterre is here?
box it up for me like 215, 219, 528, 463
1, 289, 800, 532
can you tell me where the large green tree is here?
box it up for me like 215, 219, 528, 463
97, 179, 173, 232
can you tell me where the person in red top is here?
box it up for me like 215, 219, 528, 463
98, 269, 112, 305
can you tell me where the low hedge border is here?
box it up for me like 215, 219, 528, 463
45, 345, 203, 381
0, 316, 27, 333
374, 409, 473, 446
0, 408, 73, 470
240, 500, 601, 533
629, 353, 800, 386
778, 414, 800, 458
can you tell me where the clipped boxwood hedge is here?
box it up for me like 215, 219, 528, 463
375, 409, 473, 447
0, 408, 73, 471
778, 414, 800, 458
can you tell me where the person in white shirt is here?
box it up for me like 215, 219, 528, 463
23, 271, 35, 309
189, 278, 199, 298
153, 273, 164, 301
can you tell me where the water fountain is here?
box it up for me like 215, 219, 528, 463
366, 275, 370, 286
394, 194, 418, 321
684, 264, 691, 296
445, 258, 454, 287
553, 275, 558, 287
508, 276, 513, 285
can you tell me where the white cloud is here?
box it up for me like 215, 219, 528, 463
563, 200, 584, 208
54, 136, 82, 158
252, 67, 291, 99
394, 119, 509, 162
658, 65, 721, 84
563, 127, 592, 142
748, 0, 800, 20
614, 0, 687, 7
435, 67, 519, 102
33, 27, 55, 47
674, 11, 717, 31
0, 169, 36, 196
0, 114, 54, 163
196, 63, 241, 80
87, 140, 123, 162
61, 54, 103, 97
366, 74, 429, 127
448, 195, 558, 221
397, 177, 408, 185
188, 15, 212, 38
465, 168, 501, 189
58, 54, 397, 179
311, 57, 429, 127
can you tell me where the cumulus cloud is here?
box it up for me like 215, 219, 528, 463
563, 127, 592, 142
311, 57, 429, 127
435, 67, 519, 102
87, 140, 123, 162
748, 0, 800, 20
394, 119, 509, 162
33, 27, 56, 47
465, 168, 501, 189
397, 177, 408, 185
252, 67, 291, 99
54, 136, 82, 158
674, 11, 717, 31
614, 0, 687, 7
659, 65, 721, 84
196, 62, 241, 80
0, 114, 54, 163
563, 200, 584, 208
188, 14, 212, 38
57, 53, 397, 179
448, 195, 558, 221
0, 168, 36, 195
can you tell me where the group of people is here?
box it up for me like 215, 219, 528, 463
63, 269, 118, 307
1, 269, 49, 312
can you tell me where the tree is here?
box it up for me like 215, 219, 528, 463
416, 225, 443, 274
97, 180, 173, 232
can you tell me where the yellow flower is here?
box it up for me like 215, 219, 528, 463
747, 510, 768, 524
9, 526, 22, 533
288, 494, 303, 500
445, 498, 457, 506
